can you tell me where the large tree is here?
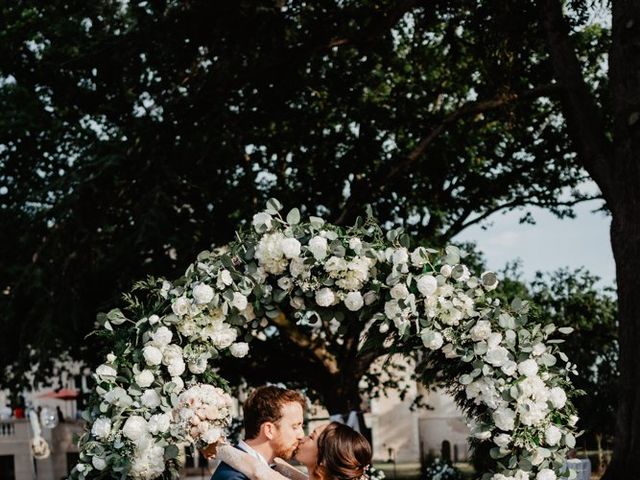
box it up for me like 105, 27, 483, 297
0, 0, 616, 423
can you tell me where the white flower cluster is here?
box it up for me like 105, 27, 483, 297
74, 200, 579, 480
174, 384, 233, 447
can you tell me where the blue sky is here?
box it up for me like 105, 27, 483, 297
454, 199, 615, 289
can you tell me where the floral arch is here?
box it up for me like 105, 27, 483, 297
71, 199, 578, 480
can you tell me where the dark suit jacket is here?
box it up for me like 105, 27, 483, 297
210, 444, 250, 480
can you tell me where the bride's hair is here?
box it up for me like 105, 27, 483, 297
314, 422, 372, 480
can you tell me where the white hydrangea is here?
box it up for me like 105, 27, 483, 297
141, 389, 161, 409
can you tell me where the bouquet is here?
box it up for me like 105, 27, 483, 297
174, 384, 233, 448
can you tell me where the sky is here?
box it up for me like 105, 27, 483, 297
454, 198, 615, 289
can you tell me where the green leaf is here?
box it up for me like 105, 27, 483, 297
164, 445, 180, 460
286, 208, 301, 225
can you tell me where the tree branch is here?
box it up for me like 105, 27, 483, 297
540, 0, 613, 201
271, 312, 339, 374
334, 84, 562, 225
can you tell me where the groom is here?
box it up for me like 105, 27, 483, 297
210, 385, 306, 480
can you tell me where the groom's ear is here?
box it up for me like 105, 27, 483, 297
262, 421, 276, 440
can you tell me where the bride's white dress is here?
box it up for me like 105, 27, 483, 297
215, 445, 309, 480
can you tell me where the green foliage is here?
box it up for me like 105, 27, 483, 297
0, 1, 610, 396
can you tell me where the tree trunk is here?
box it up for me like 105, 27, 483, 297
601, 2, 640, 479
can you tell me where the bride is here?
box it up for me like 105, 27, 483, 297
205, 421, 372, 480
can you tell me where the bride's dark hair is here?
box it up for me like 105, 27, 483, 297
315, 422, 372, 480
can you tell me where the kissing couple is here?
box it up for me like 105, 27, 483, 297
205, 385, 372, 480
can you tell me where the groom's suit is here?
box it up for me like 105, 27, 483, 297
210, 441, 265, 480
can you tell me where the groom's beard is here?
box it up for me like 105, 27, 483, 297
273, 438, 300, 460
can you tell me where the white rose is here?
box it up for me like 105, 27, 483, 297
148, 314, 160, 325
103, 387, 133, 408
230, 342, 250, 358
135, 370, 154, 388
390, 284, 409, 300
281, 237, 302, 259
168, 358, 186, 377
514, 471, 530, 480
231, 292, 248, 311
421, 329, 444, 350
219, 269, 233, 286
308, 236, 328, 260
493, 433, 512, 449
344, 291, 364, 311
440, 264, 453, 277
493, 407, 516, 431
549, 387, 567, 409
485, 346, 510, 367
410, 247, 429, 266
172, 296, 191, 316
392, 248, 409, 265
150, 326, 173, 347
122, 416, 148, 443
211, 328, 237, 349
545, 424, 562, 446
417, 275, 438, 296
470, 320, 492, 342
106, 353, 116, 362
532, 342, 546, 356
252, 212, 273, 231
141, 389, 161, 409
192, 283, 214, 305
92, 457, 107, 471
95, 364, 117, 378
536, 469, 556, 480
518, 359, 539, 377
91, 417, 112, 440
315, 288, 335, 307
148, 413, 171, 434
143, 345, 163, 366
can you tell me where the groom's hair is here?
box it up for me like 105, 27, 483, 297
243, 385, 306, 439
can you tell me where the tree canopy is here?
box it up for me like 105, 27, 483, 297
0, 0, 609, 393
